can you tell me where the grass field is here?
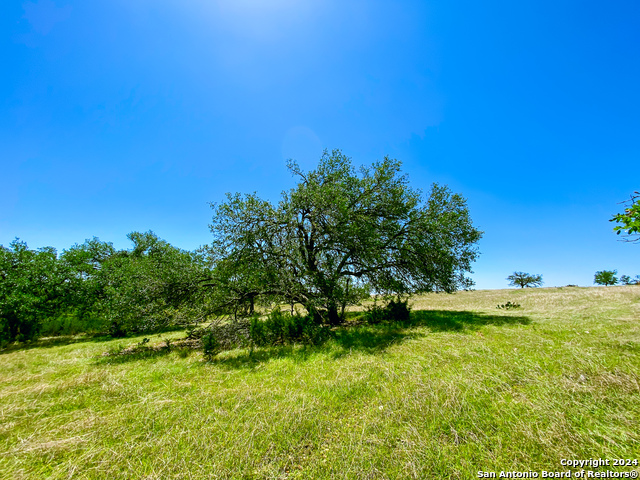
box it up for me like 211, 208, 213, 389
1, 286, 639, 479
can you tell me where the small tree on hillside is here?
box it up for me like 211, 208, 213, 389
594, 270, 618, 286
507, 272, 543, 288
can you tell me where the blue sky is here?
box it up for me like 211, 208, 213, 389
1, 0, 639, 289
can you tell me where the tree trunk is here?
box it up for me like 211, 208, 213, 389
340, 277, 350, 319
327, 302, 341, 326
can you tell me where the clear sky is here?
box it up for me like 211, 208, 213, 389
1, 0, 639, 289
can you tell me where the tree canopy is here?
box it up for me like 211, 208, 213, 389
207, 150, 483, 324
72, 231, 213, 336
0, 240, 69, 344
594, 270, 618, 286
0, 232, 212, 344
611, 191, 640, 242
506, 272, 543, 289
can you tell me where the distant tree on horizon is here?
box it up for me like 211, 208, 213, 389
594, 270, 618, 286
507, 272, 543, 289
619, 274, 640, 285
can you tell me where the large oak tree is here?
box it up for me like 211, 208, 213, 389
208, 150, 483, 324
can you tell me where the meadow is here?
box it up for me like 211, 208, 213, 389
1, 286, 639, 479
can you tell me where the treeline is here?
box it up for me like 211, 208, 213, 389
2, 152, 486, 349
0, 231, 213, 346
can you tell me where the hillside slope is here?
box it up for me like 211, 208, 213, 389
1, 286, 639, 479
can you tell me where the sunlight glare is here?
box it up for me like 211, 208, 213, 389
196, 0, 317, 41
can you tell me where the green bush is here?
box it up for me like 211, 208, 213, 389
385, 298, 411, 322
202, 333, 220, 361
496, 301, 521, 310
363, 298, 411, 324
40, 310, 107, 337
362, 304, 387, 324
249, 310, 331, 347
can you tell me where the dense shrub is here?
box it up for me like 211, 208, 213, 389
496, 301, 521, 310
362, 304, 387, 324
189, 317, 251, 351
202, 333, 220, 361
194, 310, 332, 359
39, 310, 106, 337
385, 298, 411, 322
363, 298, 411, 324
249, 310, 331, 347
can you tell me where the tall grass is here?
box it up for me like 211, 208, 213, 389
1, 286, 638, 479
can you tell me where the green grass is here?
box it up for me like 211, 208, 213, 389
1, 286, 639, 479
